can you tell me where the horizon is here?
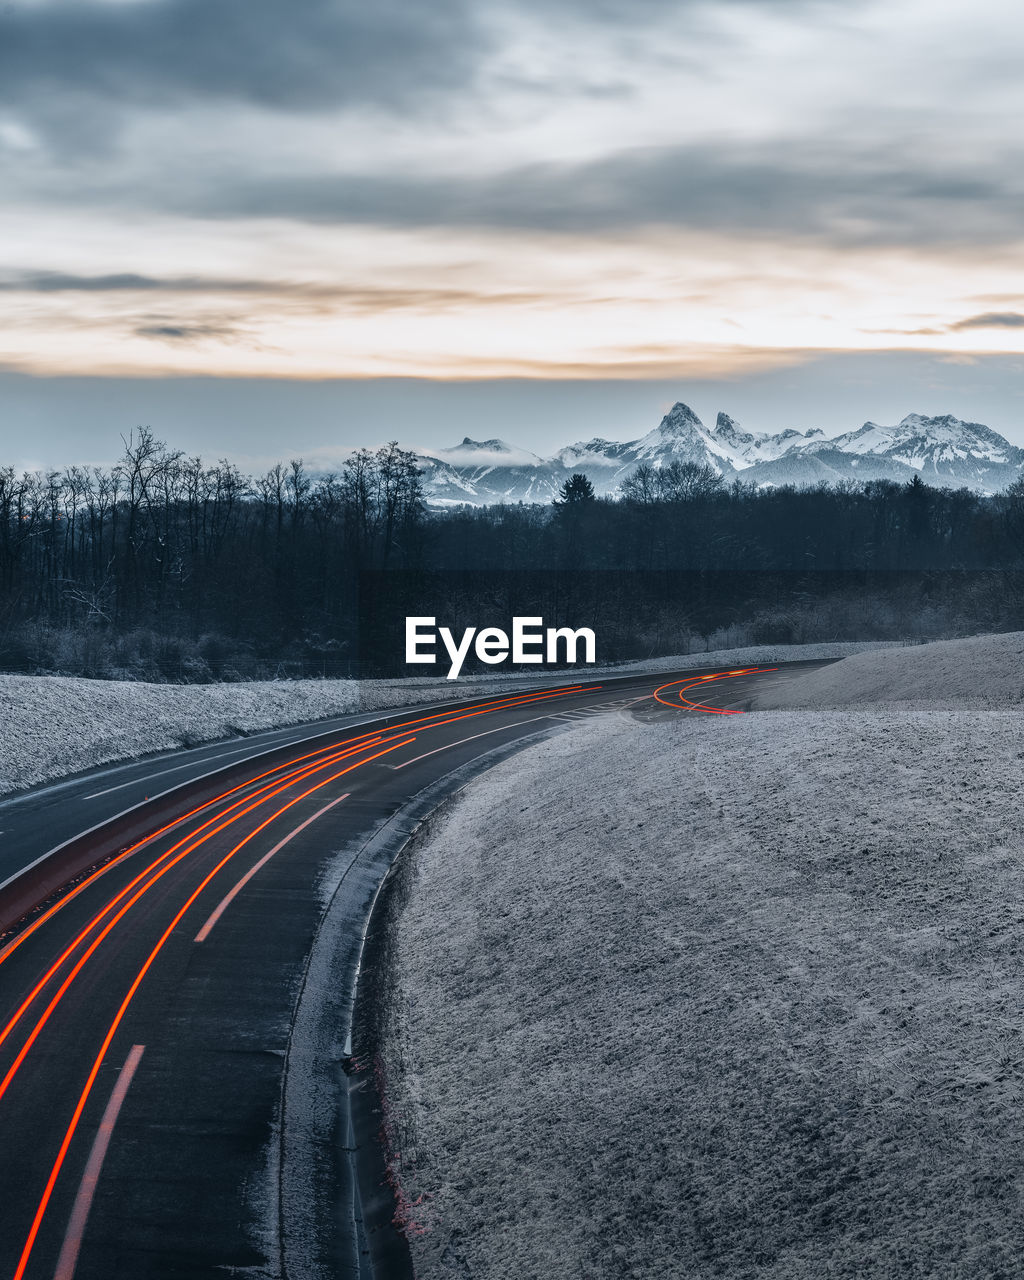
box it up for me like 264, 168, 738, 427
3, 367, 1024, 473
5, 390, 1020, 503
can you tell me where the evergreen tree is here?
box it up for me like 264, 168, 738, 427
554, 473, 595, 506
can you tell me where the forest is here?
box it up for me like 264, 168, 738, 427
2, 429, 1023, 680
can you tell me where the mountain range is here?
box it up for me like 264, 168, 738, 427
415, 403, 1024, 505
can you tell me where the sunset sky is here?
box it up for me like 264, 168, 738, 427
2, 0, 1024, 465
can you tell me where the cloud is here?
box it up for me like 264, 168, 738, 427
135, 322, 238, 342
396, 345, 819, 381
0, 0, 842, 114
0, 0, 1010, 262
425, 443, 544, 467
0, 271, 556, 312
521, 0, 852, 21
874, 312, 1024, 336
0, 0, 876, 165
155, 140, 1023, 250
950, 312, 1024, 330
0, 0, 485, 120
0, 272, 242, 293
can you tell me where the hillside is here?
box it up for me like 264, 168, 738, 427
754, 631, 1024, 708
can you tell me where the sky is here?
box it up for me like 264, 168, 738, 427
1, 0, 1024, 467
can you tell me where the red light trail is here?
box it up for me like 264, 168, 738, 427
0, 679, 604, 1278
652, 666, 777, 714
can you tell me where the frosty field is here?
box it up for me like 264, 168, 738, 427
380, 633, 1024, 1279
0, 640, 883, 799
754, 630, 1024, 709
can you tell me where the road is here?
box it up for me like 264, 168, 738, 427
0, 659, 829, 1279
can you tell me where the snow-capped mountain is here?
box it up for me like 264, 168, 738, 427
798, 414, 1024, 490
711, 412, 826, 467
414, 406, 1024, 505
416, 437, 565, 504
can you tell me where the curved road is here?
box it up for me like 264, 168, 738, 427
0, 660, 829, 1279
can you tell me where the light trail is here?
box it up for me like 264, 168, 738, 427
194, 792, 351, 943
0, 681, 603, 1110
1, 684, 595, 1044
652, 667, 777, 713
10, 735, 415, 1280
0, 735, 386, 970
0, 736, 403, 1104
0, 683, 597, 970
0, 677, 608, 1276
394, 707, 584, 768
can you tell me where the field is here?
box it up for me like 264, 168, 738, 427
378, 633, 1024, 1279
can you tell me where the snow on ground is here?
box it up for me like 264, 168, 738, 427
380, 663, 1024, 1278
0, 641, 886, 799
0, 672, 524, 799
755, 631, 1024, 709
0, 674, 351, 798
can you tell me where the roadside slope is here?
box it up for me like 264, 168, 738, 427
754, 630, 1024, 708
380, 694, 1024, 1277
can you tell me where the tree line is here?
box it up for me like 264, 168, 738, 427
1, 433, 1023, 679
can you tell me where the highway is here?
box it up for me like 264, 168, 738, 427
0, 660, 830, 1279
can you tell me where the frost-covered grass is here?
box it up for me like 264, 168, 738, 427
755, 630, 1024, 709
0, 671, 547, 799
382, 647, 1024, 1278
0, 641, 887, 799
0, 674, 349, 798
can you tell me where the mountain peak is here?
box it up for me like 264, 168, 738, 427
658, 402, 705, 435
715, 412, 749, 441
456, 436, 512, 452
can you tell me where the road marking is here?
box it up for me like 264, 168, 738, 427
394, 690, 653, 769
81, 741, 282, 799
393, 710, 564, 768
195, 793, 350, 943
53, 1044, 145, 1280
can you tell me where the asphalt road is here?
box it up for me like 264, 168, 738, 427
0, 659, 832, 1279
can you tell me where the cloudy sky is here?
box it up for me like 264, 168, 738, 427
2, 0, 1024, 465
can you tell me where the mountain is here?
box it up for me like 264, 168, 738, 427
797, 414, 1024, 491
416, 437, 565, 505
413, 406, 1024, 505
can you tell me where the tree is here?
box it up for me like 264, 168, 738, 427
619, 463, 659, 505
655, 460, 723, 502
554, 473, 595, 507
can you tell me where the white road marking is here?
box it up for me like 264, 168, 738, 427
54, 1044, 146, 1280
392, 710, 564, 769
81, 740, 292, 800
194, 793, 350, 942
